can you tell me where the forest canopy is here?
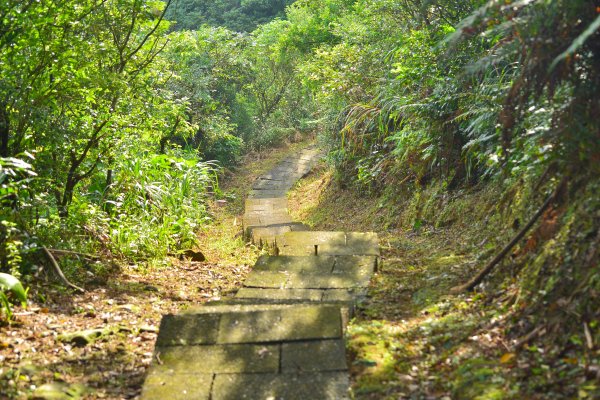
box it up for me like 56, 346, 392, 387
165, 0, 295, 32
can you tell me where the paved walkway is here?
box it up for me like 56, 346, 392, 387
141, 145, 379, 399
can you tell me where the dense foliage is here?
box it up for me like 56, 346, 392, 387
0, 0, 314, 282
278, 0, 599, 397
0, 1, 221, 278
1, 0, 599, 397
165, 0, 295, 32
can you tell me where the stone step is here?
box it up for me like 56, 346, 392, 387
248, 189, 288, 199
142, 371, 349, 400
235, 287, 367, 303
149, 339, 347, 375
254, 254, 377, 273
142, 302, 350, 400
157, 303, 345, 345
277, 231, 380, 256
245, 197, 288, 212
243, 255, 376, 290
248, 223, 310, 246
203, 297, 357, 324
252, 179, 295, 190
243, 213, 294, 230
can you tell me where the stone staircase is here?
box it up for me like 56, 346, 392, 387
140, 145, 379, 399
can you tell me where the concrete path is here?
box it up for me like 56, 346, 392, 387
243, 145, 321, 246
141, 145, 379, 399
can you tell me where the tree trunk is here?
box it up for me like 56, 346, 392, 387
0, 103, 9, 157
105, 168, 113, 192
59, 173, 78, 218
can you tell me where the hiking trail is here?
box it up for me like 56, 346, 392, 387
141, 145, 380, 399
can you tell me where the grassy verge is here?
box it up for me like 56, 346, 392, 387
288, 162, 598, 399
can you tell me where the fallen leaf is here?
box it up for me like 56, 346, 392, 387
500, 353, 516, 364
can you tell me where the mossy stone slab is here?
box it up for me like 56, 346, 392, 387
255, 174, 288, 181
156, 314, 219, 346
280, 231, 345, 246
281, 339, 347, 373
243, 271, 289, 288
250, 227, 290, 247
243, 215, 294, 230
235, 287, 324, 301
211, 372, 349, 400
252, 180, 293, 190
152, 344, 279, 374
253, 255, 337, 273
260, 219, 294, 229
248, 189, 287, 199
241, 216, 261, 228
329, 232, 380, 256
277, 232, 345, 256
217, 305, 342, 343
244, 211, 290, 219
318, 243, 379, 256
278, 232, 380, 256
182, 303, 318, 314
245, 197, 288, 210
249, 223, 311, 246
278, 245, 320, 256
322, 288, 368, 302
286, 273, 366, 289
333, 255, 377, 272
140, 372, 213, 400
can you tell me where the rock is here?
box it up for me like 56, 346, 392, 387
117, 304, 137, 312
32, 383, 71, 400
139, 324, 158, 333
181, 249, 206, 262
32, 382, 86, 400
58, 328, 110, 347
19, 363, 42, 374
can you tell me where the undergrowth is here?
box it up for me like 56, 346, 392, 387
288, 163, 600, 399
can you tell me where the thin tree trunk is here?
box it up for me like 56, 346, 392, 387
0, 104, 9, 157
451, 187, 559, 293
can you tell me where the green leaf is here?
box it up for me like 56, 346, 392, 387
0, 273, 28, 307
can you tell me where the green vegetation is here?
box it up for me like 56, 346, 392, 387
1, 0, 599, 398
0, 0, 314, 289
165, 0, 295, 32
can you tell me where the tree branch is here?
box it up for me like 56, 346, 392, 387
42, 246, 85, 293
451, 181, 563, 293
124, 0, 173, 66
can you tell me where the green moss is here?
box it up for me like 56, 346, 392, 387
451, 358, 509, 399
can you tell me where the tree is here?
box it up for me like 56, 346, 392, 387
165, 0, 295, 32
